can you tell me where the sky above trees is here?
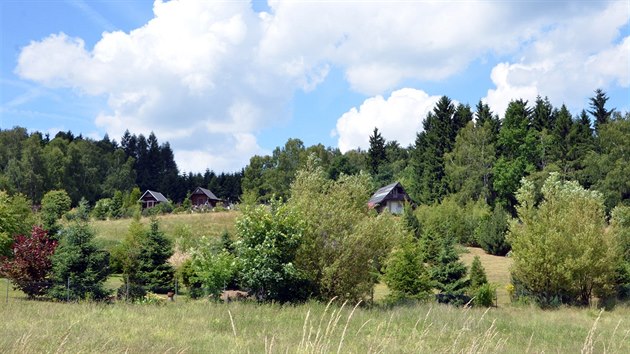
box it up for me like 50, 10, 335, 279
1, 0, 628, 173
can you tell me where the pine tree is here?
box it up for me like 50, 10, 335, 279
367, 127, 387, 175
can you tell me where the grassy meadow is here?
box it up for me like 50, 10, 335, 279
2, 211, 629, 353
1, 298, 629, 353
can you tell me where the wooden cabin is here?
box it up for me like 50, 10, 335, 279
367, 182, 410, 215
139, 190, 168, 209
190, 187, 222, 208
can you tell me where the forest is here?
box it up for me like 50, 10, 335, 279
242, 90, 629, 215
0, 129, 242, 206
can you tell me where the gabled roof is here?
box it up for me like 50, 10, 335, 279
192, 187, 221, 201
139, 190, 168, 202
368, 182, 405, 206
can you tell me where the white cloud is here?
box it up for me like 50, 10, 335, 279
13, 0, 629, 170
333, 88, 441, 152
484, 1, 630, 116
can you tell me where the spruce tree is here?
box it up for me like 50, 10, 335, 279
367, 127, 387, 175
133, 219, 175, 293
48, 202, 110, 301
403, 204, 422, 239
469, 255, 488, 290
430, 237, 469, 299
589, 89, 614, 134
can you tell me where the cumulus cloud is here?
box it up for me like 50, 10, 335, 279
13, 0, 629, 170
484, 1, 629, 116
333, 89, 441, 152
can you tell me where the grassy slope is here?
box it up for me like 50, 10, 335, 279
91, 211, 238, 250
461, 247, 512, 306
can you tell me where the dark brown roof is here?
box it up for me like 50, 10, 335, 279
192, 187, 221, 201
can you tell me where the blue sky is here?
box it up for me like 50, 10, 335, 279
1, 0, 628, 173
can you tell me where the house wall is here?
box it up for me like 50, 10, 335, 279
387, 200, 404, 214
191, 194, 208, 206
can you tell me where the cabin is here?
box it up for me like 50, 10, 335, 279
367, 182, 410, 215
190, 187, 222, 208
139, 190, 168, 209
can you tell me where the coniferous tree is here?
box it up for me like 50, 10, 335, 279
589, 89, 614, 134
411, 96, 465, 203
469, 255, 488, 290
48, 202, 110, 301
133, 219, 175, 293
367, 127, 387, 176
430, 236, 469, 300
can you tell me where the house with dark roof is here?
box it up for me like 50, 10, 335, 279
368, 182, 410, 215
139, 190, 168, 209
190, 187, 222, 208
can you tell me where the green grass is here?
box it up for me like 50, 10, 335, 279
91, 211, 239, 251
0, 298, 628, 353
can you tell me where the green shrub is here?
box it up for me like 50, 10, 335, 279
508, 174, 618, 307
474, 283, 496, 307
40, 189, 72, 237
475, 206, 510, 256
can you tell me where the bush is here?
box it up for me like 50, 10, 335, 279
0, 226, 57, 298
475, 206, 510, 256
416, 198, 487, 247
92, 198, 111, 220
0, 191, 33, 257
474, 283, 496, 307
191, 245, 239, 299
236, 200, 308, 302
179, 258, 203, 299
508, 174, 618, 307
40, 190, 71, 237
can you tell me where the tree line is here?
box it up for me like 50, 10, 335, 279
242, 89, 629, 214
0, 129, 242, 206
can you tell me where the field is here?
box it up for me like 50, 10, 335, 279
2, 212, 629, 352
1, 298, 629, 353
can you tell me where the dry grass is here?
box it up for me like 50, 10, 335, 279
461, 247, 512, 306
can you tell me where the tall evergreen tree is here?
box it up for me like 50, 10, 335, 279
48, 202, 110, 301
589, 89, 614, 134
367, 127, 387, 175
411, 96, 465, 203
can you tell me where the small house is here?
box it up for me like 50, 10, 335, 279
139, 190, 168, 209
368, 182, 410, 215
190, 187, 222, 208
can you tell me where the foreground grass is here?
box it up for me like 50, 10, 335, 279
1, 299, 628, 353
